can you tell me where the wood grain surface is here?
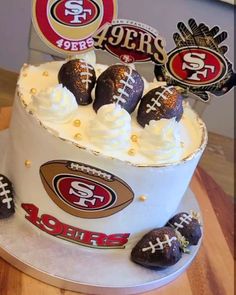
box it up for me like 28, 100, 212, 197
0, 108, 234, 295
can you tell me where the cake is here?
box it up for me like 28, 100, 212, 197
0, 53, 207, 252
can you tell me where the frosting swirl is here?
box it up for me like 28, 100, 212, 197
87, 104, 131, 151
29, 84, 78, 123
139, 118, 183, 163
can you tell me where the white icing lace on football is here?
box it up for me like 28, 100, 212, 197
68, 162, 112, 181
0, 177, 12, 209
146, 86, 174, 113
113, 68, 135, 104
81, 62, 94, 90
172, 214, 193, 230
142, 234, 177, 253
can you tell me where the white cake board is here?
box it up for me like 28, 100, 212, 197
0, 130, 202, 295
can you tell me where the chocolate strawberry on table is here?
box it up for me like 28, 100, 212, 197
93, 64, 144, 113
0, 174, 15, 219
58, 59, 96, 105
131, 227, 182, 269
167, 212, 202, 245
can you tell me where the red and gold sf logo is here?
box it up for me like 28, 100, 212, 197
50, 0, 100, 27
54, 174, 117, 211
32, 0, 117, 53
167, 46, 227, 86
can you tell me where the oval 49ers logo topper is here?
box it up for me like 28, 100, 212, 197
93, 19, 167, 64
32, 0, 117, 54
155, 18, 236, 102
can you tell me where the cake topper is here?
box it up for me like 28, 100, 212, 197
137, 85, 183, 127
58, 59, 96, 105
93, 64, 144, 113
93, 19, 167, 64
32, 0, 117, 54
154, 19, 236, 101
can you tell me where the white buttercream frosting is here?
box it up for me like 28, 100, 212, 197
18, 61, 205, 165
139, 118, 183, 163
87, 103, 132, 151
28, 84, 78, 123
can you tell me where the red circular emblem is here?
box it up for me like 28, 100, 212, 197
32, 0, 117, 54
166, 46, 227, 86
54, 174, 117, 211
50, 0, 100, 27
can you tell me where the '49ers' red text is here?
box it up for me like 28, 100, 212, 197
21, 203, 130, 249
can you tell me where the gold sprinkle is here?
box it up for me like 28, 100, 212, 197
73, 119, 81, 127
131, 134, 138, 143
74, 133, 82, 140
139, 195, 147, 202
30, 88, 37, 95
42, 71, 49, 77
128, 148, 135, 156
24, 160, 32, 168
23, 72, 27, 77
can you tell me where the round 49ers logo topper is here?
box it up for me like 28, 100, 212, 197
32, 0, 117, 54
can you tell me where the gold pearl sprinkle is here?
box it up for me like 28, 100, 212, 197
30, 88, 37, 95
42, 71, 49, 77
128, 148, 135, 156
131, 134, 138, 143
23, 72, 28, 77
139, 195, 147, 202
73, 119, 81, 127
24, 160, 32, 168
74, 133, 82, 140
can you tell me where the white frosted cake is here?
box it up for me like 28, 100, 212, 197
1, 55, 207, 250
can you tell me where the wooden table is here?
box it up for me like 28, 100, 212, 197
0, 107, 234, 295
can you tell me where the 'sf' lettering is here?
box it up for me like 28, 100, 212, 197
182, 52, 215, 81
69, 181, 104, 207
65, 0, 92, 24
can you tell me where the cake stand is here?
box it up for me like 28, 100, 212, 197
0, 130, 202, 295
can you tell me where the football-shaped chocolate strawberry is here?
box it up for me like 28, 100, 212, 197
93, 65, 144, 113
131, 227, 181, 268
0, 174, 15, 219
137, 86, 183, 127
40, 160, 134, 219
166, 212, 202, 245
58, 59, 96, 105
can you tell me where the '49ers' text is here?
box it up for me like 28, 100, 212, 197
21, 203, 130, 249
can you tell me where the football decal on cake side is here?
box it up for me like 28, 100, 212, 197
39, 160, 134, 218
58, 59, 96, 105
93, 64, 144, 113
0, 174, 15, 219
